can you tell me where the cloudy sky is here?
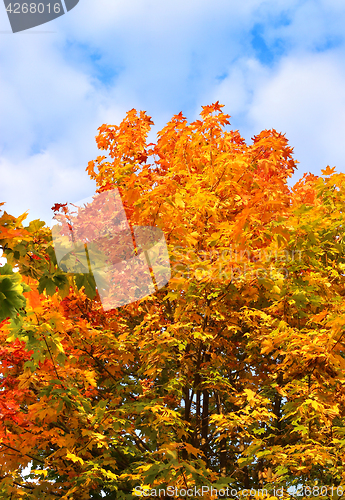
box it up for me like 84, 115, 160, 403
1, 0, 345, 226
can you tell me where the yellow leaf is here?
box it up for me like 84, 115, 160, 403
261, 340, 274, 355
175, 193, 185, 208
85, 370, 97, 387
321, 165, 336, 176
66, 451, 84, 465
244, 388, 256, 402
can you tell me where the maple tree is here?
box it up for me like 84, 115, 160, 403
1, 103, 345, 499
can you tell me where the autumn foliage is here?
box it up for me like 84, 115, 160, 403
1, 103, 345, 499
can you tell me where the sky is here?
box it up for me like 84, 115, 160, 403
1, 0, 345, 227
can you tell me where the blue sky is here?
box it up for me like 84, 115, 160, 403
1, 0, 345, 226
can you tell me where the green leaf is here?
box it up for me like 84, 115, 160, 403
38, 276, 57, 296
75, 273, 97, 299
0, 264, 26, 321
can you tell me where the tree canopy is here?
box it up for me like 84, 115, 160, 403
1, 102, 345, 499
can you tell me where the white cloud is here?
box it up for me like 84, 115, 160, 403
0, 151, 96, 225
247, 50, 345, 181
1, 0, 345, 226
205, 49, 345, 183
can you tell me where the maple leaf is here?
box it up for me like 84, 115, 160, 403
51, 202, 68, 213
2, 104, 345, 498
96, 181, 114, 193
321, 165, 336, 176
0, 264, 28, 321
